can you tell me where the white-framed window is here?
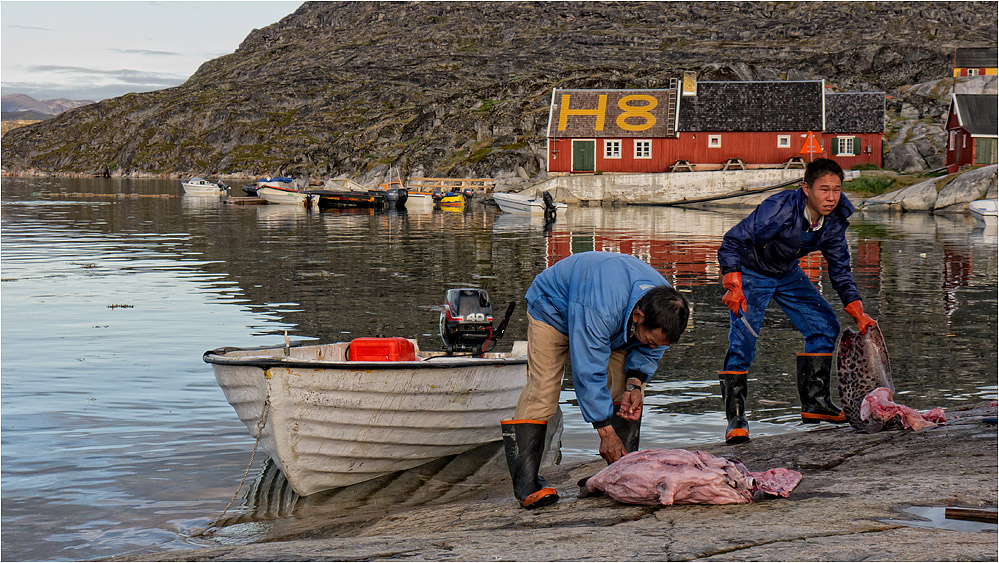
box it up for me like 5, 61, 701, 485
962, 134, 967, 148
949, 131, 956, 151
604, 139, 622, 159
968, 68, 980, 76
835, 136, 857, 156
708, 135, 721, 148
777, 135, 791, 148
634, 139, 652, 159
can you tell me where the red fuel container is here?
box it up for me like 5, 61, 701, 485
348, 337, 417, 361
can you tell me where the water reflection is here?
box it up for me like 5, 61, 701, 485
1, 177, 995, 561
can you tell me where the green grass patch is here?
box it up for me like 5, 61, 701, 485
843, 175, 895, 195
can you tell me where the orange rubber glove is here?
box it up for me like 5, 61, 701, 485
721, 272, 747, 315
845, 300, 876, 334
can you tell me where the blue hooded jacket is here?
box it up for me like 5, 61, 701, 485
525, 251, 671, 425
717, 188, 861, 307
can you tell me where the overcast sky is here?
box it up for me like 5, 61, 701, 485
1, 1, 301, 102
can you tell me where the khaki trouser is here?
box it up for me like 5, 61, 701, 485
512, 313, 640, 421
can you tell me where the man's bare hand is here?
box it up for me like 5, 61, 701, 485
596, 425, 627, 464
618, 387, 643, 421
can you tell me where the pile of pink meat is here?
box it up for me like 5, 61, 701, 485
584, 449, 802, 506
860, 387, 946, 431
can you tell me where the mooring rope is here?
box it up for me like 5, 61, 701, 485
193, 394, 271, 537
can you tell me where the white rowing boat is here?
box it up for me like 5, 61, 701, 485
492, 191, 568, 214
204, 339, 528, 496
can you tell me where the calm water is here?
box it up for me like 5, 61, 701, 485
2, 177, 996, 561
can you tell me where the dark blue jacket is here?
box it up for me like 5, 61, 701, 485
717, 188, 861, 307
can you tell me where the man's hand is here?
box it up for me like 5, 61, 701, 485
596, 425, 627, 464
618, 380, 644, 421
845, 300, 876, 334
722, 272, 747, 315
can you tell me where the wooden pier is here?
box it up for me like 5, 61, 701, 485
406, 177, 495, 195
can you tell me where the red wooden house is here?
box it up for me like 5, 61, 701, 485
546, 77, 885, 173
952, 47, 998, 77
945, 93, 999, 173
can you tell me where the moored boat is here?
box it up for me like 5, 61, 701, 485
305, 189, 392, 209
492, 191, 567, 214
204, 339, 528, 496
181, 177, 228, 195
968, 198, 998, 222
257, 178, 309, 206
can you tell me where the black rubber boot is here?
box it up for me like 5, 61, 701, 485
609, 409, 642, 453
501, 420, 559, 509
719, 371, 750, 444
797, 353, 847, 423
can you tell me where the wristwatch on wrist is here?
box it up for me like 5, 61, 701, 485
625, 378, 643, 392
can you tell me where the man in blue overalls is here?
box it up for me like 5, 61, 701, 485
501, 251, 690, 508
717, 158, 876, 444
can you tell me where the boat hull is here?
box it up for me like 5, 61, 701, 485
492, 192, 568, 214
257, 186, 308, 205
205, 341, 528, 495
968, 198, 998, 221
182, 180, 226, 195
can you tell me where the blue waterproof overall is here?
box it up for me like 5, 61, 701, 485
717, 189, 861, 372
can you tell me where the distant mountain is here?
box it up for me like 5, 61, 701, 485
1, 94, 94, 118
1, 1, 996, 179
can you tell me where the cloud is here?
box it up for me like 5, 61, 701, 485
21, 65, 184, 86
108, 48, 182, 57
3, 65, 187, 101
6, 24, 56, 32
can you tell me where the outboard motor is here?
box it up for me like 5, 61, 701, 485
439, 288, 516, 356
542, 190, 558, 223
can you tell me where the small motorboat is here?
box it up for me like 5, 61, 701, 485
438, 192, 465, 211
306, 189, 393, 210
968, 198, 998, 222
492, 190, 568, 215
257, 178, 309, 206
205, 289, 523, 496
181, 177, 228, 195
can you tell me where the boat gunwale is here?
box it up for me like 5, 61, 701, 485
203, 341, 527, 369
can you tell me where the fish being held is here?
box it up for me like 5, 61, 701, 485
834, 324, 895, 431
834, 325, 944, 432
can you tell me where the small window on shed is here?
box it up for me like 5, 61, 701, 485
605, 140, 622, 159
634, 140, 652, 159
777, 135, 791, 148
708, 135, 721, 148
968, 68, 980, 77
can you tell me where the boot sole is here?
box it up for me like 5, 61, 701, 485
521, 487, 559, 509
725, 428, 750, 444
801, 412, 847, 423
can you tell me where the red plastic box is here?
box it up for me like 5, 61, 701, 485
348, 337, 416, 361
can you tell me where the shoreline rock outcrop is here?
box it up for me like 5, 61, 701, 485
861, 164, 997, 213
103, 402, 998, 562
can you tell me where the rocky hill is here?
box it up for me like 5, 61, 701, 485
2, 1, 996, 184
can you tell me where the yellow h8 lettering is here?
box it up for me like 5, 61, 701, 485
616, 95, 657, 131
558, 94, 607, 131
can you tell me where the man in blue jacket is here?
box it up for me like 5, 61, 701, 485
717, 158, 876, 445
501, 251, 690, 508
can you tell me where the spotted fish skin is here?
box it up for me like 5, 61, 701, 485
834, 325, 894, 431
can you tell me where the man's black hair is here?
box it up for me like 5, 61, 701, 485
636, 285, 690, 344
803, 158, 844, 186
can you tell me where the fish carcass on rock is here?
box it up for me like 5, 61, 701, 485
860, 387, 946, 431
584, 449, 802, 506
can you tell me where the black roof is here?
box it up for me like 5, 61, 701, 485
825, 92, 886, 133
953, 94, 998, 136
954, 47, 998, 68
677, 81, 824, 132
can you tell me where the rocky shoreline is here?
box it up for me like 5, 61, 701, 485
106, 402, 997, 562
